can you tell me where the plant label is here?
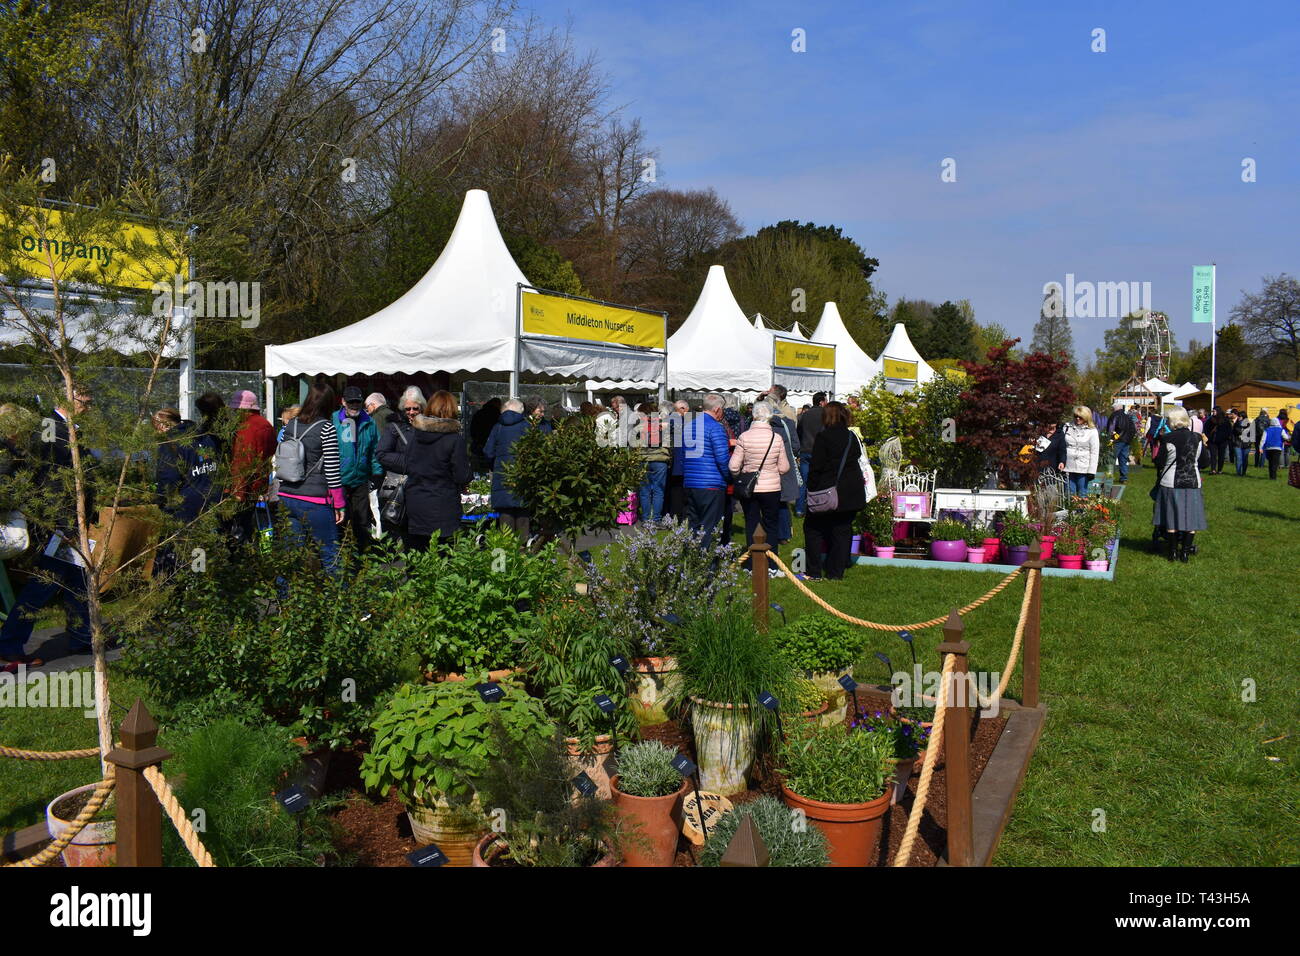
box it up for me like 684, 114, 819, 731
513, 598, 532, 613
758, 691, 779, 711
577, 550, 594, 565
477, 682, 504, 703
898, 630, 912, 643
671, 753, 698, 779
658, 612, 682, 626
838, 675, 859, 693
609, 654, 629, 674
572, 772, 597, 797
594, 694, 616, 714
407, 845, 449, 867
276, 784, 310, 814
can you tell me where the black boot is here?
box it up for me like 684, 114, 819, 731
1177, 531, 1190, 562
1165, 531, 1177, 562
1186, 532, 1197, 557
1151, 526, 1163, 553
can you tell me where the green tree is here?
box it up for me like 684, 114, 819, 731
926, 300, 979, 362
1031, 305, 1076, 368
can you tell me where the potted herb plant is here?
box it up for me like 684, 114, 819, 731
928, 518, 969, 562
697, 795, 830, 866
471, 729, 622, 867
1085, 519, 1117, 571
864, 497, 896, 557
610, 740, 689, 867
1054, 523, 1085, 570
851, 710, 931, 804
999, 510, 1033, 566
669, 606, 796, 794
792, 678, 830, 722
360, 680, 552, 866
773, 615, 860, 726
778, 721, 895, 867
964, 520, 989, 563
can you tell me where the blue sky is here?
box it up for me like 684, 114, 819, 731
523, 0, 1299, 367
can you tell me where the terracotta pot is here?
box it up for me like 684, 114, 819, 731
611, 775, 687, 867
431, 667, 520, 684
966, 545, 987, 563
407, 793, 483, 867
472, 831, 616, 867
1056, 553, 1083, 570
629, 656, 680, 726
566, 734, 616, 799
1085, 559, 1108, 571
982, 537, 1001, 562
799, 700, 831, 722
781, 783, 892, 867
929, 539, 967, 562
874, 545, 895, 559
891, 756, 916, 805
47, 784, 115, 867
690, 697, 758, 795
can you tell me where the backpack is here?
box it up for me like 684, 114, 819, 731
275, 419, 324, 483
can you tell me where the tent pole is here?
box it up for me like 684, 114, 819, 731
510, 282, 522, 397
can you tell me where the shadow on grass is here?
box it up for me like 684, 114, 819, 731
1235, 508, 1300, 521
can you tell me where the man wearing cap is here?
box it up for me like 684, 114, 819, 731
228, 390, 277, 543
337, 386, 382, 551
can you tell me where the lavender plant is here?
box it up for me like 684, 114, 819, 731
582, 518, 742, 656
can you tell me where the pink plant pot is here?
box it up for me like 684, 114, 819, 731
1039, 535, 1056, 561
982, 538, 1001, 562
966, 545, 988, 563
1085, 560, 1108, 571
1057, 554, 1084, 570
929, 539, 968, 562
874, 546, 895, 559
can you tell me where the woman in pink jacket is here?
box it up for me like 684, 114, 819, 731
730, 401, 790, 568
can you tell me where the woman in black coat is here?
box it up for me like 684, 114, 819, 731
403, 390, 471, 551
802, 401, 865, 580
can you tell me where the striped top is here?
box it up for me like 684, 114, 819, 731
277, 419, 346, 509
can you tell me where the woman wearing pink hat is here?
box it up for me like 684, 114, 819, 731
228, 389, 277, 541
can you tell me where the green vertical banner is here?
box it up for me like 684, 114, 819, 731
1192, 265, 1214, 323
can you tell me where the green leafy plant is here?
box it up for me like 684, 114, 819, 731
581, 517, 741, 656
791, 678, 827, 715
697, 795, 829, 867
779, 721, 894, 804
669, 606, 796, 731
859, 494, 895, 542
930, 518, 968, 541
773, 614, 861, 674
360, 680, 552, 806
473, 728, 621, 867
396, 528, 573, 674
850, 709, 930, 759
964, 520, 988, 548
504, 417, 645, 542
614, 740, 682, 798
998, 509, 1033, 547
519, 598, 638, 751
162, 718, 342, 867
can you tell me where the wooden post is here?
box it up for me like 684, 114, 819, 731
751, 523, 770, 632
105, 699, 170, 867
1021, 538, 1045, 710
936, 608, 973, 867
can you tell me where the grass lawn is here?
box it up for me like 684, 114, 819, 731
2, 460, 1295, 865
759, 460, 1299, 865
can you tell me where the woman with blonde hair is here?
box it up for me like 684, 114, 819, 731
1152, 405, 1206, 561
1063, 405, 1099, 497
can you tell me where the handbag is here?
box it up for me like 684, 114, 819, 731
1289, 461, 1300, 489
379, 424, 410, 525
735, 433, 775, 499
806, 436, 854, 514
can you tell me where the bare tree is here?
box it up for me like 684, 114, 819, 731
1231, 274, 1300, 378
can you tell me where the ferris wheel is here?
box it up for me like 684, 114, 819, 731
1131, 310, 1171, 381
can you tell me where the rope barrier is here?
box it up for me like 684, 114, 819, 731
0, 744, 101, 761
142, 766, 217, 867
5, 771, 115, 868
893, 654, 955, 867
764, 549, 1023, 631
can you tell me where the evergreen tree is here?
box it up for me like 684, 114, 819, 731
1031, 294, 1076, 367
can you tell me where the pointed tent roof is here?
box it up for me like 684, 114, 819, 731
810, 302, 878, 389
265, 189, 527, 377
1143, 377, 1176, 394
753, 313, 808, 340
879, 322, 935, 390
667, 265, 772, 391
1162, 381, 1202, 402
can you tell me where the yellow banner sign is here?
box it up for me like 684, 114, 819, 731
521, 289, 665, 350
883, 357, 918, 381
3, 206, 186, 292
773, 338, 835, 371
1246, 397, 1300, 426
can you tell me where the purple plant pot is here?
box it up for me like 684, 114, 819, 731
1004, 545, 1030, 566
929, 539, 968, 562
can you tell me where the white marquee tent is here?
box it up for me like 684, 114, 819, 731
666, 265, 772, 392
878, 322, 936, 393
753, 314, 807, 339
809, 301, 879, 393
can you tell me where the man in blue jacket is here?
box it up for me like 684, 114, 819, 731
675, 392, 732, 551
337, 386, 382, 551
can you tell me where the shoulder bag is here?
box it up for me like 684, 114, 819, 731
735, 432, 775, 499
806, 436, 853, 514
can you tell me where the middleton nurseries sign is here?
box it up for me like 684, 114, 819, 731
773, 338, 835, 370
521, 289, 666, 350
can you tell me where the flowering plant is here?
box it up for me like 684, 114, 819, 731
582, 517, 741, 656
849, 710, 931, 759
1085, 518, 1117, 555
